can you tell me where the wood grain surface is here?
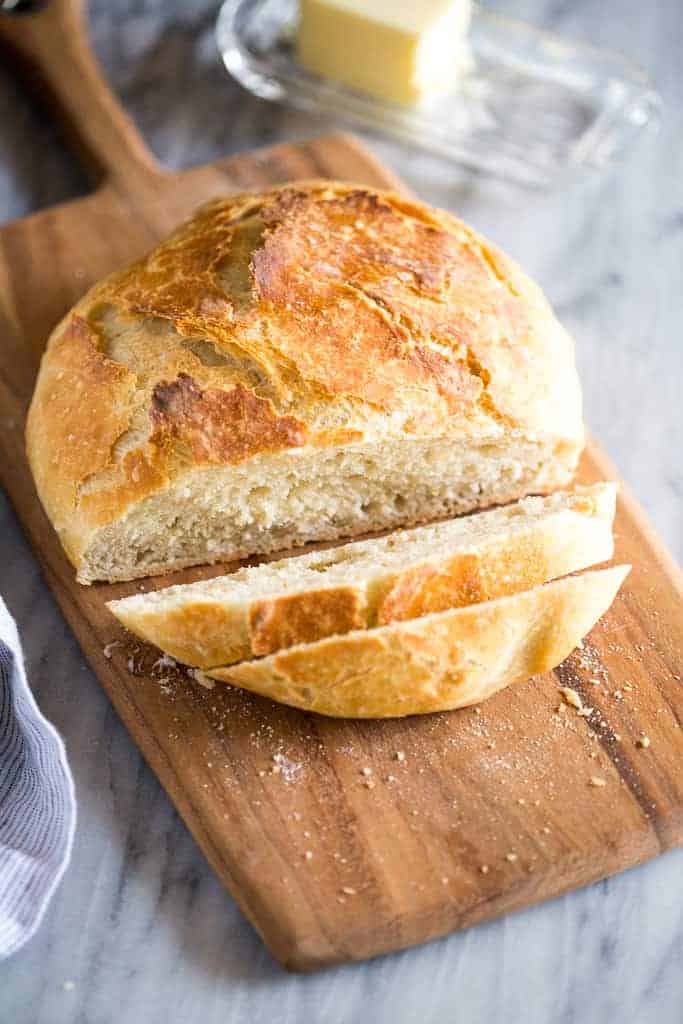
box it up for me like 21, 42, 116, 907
1, 0, 683, 972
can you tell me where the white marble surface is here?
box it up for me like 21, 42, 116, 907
1, 1, 682, 1021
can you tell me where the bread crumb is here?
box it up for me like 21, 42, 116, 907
441, 876, 449, 884
590, 776, 607, 787
341, 886, 356, 896
505, 852, 518, 862
192, 669, 215, 690
386, 774, 397, 783
364, 779, 375, 790
542, 826, 551, 834
636, 734, 651, 748
559, 687, 583, 710
152, 653, 177, 672
62, 981, 76, 992
480, 864, 490, 874
267, 753, 302, 781
304, 850, 313, 861
394, 750, 406, 762
517, 798, 526, 805
360, 766, 373, 776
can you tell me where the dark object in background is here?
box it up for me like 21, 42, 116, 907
1, 1, 48, 12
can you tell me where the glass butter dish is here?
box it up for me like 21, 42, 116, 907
216, 0, 661, 188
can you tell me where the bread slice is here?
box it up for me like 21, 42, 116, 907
206, 566, 630, 718
26, 181, 584, 584
108, 483, 616, 669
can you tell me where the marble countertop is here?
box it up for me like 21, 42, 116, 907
1, 1, 682, 1021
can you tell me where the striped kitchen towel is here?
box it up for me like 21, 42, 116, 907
0, 596, 76, 958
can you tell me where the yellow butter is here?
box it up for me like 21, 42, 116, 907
296, 0, 472, 107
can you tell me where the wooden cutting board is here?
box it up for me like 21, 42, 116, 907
2, 0, 683, 972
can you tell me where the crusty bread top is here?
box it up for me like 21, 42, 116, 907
26, 181, 583, 567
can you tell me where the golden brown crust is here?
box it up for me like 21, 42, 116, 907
248, 188, 485, 417
150, 374, 307, 465
375, 509, 602, 622
27, 180, 584, 578
377, 555, 489, 623
25, 315, 138, 563
249, 587, 367, 657
207, 566, 630, 718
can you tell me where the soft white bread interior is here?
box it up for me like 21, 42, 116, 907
206, 565, 630, 718
108, 483, 616, 669
26, 181, 583, 584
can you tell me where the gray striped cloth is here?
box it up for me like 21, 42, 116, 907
0, 596, 76, 958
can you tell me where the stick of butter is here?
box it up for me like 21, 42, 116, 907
296, 0, 472, 107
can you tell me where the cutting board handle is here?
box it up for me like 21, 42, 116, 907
0, 0, 164, 194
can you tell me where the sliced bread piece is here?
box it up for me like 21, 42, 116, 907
206, 565, 630, 718
108, 483, 616, 669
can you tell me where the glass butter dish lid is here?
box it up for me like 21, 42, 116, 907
216, 0, 661, 188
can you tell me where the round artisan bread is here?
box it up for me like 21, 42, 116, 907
26, 180, 584, 584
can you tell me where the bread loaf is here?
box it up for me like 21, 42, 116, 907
26, 181, 583, 584
206, 566, 630, 718
108, 483, 616, 668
